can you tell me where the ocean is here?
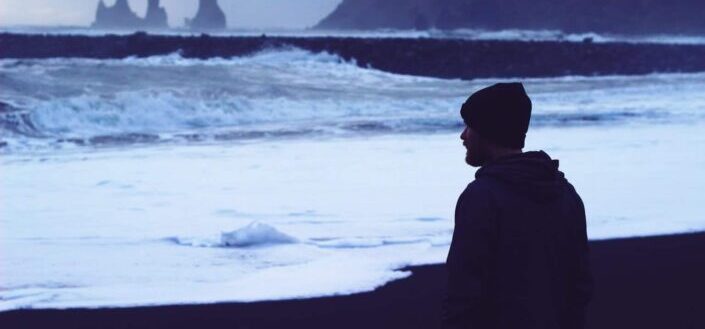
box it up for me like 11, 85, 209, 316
1, 30, 704, 311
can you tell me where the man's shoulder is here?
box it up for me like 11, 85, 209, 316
462, 177, 500, 195
455, 179, 498, 224
458, 178, 496, 205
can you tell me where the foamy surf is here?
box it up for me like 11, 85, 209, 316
2, 49, 705, 154
1, 39, 705, 312
2, 122, 705, 311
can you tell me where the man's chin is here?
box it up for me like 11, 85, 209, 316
465, 155, 483, 167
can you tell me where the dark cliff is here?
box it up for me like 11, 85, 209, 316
315, 0, 705, 35
187, 0, 227, 30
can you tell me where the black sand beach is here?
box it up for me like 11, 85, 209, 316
2, 232, 704, 329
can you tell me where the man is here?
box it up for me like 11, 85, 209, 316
441, 83, 593, 329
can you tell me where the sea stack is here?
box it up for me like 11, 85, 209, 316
143, 0, 169, 29
92, 0, 143, 29
188, 0, 227, 30
92, 0, 169, 30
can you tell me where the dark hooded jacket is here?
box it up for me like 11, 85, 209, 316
442, 151, 593, 329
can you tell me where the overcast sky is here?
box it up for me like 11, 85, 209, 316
0, 0, 342, 29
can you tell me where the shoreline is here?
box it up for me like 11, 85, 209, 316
2, 33, 705, 79
2, 232, 704, 329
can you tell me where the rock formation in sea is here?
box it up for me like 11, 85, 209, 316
143, 0, 169, 29
92, 0, 168, 30
315, 0, 705, 35
187, 0, 227, 30
92, 0, 143, 29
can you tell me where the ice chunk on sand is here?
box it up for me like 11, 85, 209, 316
220, 222, 298, 247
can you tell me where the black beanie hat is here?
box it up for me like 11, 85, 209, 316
460, 82, 532, 149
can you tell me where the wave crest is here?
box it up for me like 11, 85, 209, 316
2, 48, 704, 153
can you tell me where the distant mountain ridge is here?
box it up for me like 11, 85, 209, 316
315, 0, 705, 35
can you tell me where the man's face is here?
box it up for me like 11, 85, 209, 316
460, 125, 488, 167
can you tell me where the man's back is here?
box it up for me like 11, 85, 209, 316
442, 151, 593, 329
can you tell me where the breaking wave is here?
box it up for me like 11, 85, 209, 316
1, 48, 704, 153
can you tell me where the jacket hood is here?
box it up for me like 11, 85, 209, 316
475, 150, 566, 202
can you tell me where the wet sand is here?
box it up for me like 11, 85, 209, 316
2, 232, 704, 329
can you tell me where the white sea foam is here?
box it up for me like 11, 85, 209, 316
2, 49, 705, 154
220, 222, 298, 247
2, 121, 704, 311
1, 40, 704, 311
170, 223, 445, 249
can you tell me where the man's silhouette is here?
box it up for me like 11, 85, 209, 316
442, 83, 593, 329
